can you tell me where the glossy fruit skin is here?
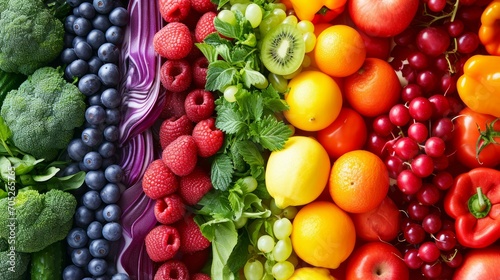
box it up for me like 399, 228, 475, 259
345, 241, 409, 280
452, 107, 500, 168
453, 247, 500, 279
317, 107, 367, 159
350, 197, 401, 242
348, 0, 419, 37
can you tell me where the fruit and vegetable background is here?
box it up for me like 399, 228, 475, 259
1, 0, 500, 279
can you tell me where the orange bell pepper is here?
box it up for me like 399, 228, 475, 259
479, 0, 500, 55
289, 0, 346, 22
457, 55, 500, 118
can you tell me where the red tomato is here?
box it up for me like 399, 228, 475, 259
349, 196, 401, 242
453, 247, 500, 279
451, 107, 500, 169
317, 107, 367, 159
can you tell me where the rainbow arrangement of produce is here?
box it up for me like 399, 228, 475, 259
1, 0, 500, 279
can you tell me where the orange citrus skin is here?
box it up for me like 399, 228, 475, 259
291, 200, 356, 270
329, 150, 390, 213
344, 57, 402, 117
313, 25, 366, 78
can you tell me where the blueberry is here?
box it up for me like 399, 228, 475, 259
105, 26, 125, 45
88, 92, 103, 106
67, 0, 83, 7
73, 6, 81, 17
73, 17, 92, 37
74, 41, 93, 60
87, 221, 103, 240
104, 164, 123, 183
61, 163, 81, 176
64, 34, 76, 48
88, 56, 103, 74
100, 183, 120, 204
95, 206, 106, 223
82, 190, 102, 210
64, 15, 78, 34
101, 156, 117, 169
102, 222, 122, 242
112, 273, 130, 280
71, 248, 92, 267
75, 206, 95, 227
92, 14, 112, 31
98, 63, 120, 87
105, 108, 121, 125
100, 88, 120, 109
72, 36, 86, 48
89, 239, 110, 258
63, 265, 85, 280
109, 7, 129, 26
97, 43, 119, 64
79, 74, 101, 96
68, 59, 88, 78
93, 0, 114, 14
79, 161, 90, 172
66, 228, 88, 249
68, 139, 91, 162
83, 151, 103, 170
102, 204, 121, 222
88, 258, 108, 277
98, 141, 116, 158
81, 127, 103, 147
87, 29, 106, 50
103, 126, 119, 142
79, 2, 96, 19
86, 105, 107, 125
61, 48, 78, 65
85, 170, 107, 190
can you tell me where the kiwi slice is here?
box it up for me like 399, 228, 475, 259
260, 23, 305, 76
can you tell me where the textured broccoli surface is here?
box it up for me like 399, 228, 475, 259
0, 250, 30, 280
0, 0, 65, 75
0, 67, 86, 161
0, 189, 77, 253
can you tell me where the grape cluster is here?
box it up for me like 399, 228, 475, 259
58, 0, 130, 279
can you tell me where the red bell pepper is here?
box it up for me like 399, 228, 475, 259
311, 6, 345, 24
444, 167, 500, 248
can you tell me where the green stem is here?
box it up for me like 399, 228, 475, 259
468, 187, 492, 218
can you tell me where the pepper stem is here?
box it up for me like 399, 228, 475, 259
468, 187, 492, 219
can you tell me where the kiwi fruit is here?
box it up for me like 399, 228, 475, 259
260, 23, 305, 76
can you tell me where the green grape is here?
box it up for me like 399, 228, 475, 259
241, 176, 258, 192
282, 65, 302, 80
268, 73, 288, 93
297, 20, 315, 34
301, 55, 311, 68
223, 85, 238, 102
303, 31, 316, 53
272, 237, 293, 262
272, 261, 295, 280
244, 259, 264, 280
231, 3, 249, 14
282, 205, 298, 220
218, 9, 237, 25
273, 8, 287, 23
269, 198, 283, 215
273, 218, 293, 240
245, 3, 263, 28
254, 77, 269, 89
234, 215, 248, 229
281, 15, 298, 26
257, 234, 275, 253
259, 15, 282, 35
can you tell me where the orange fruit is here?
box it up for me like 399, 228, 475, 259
307, 23, 333, 69
284, 70, 343, 131
313, 25, 366, 77
329, 150, 389, 213
291, 200, 356, 269
343, 57, 402, 117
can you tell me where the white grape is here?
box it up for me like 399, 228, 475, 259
218, 9, 237, 25
282, 205, 298, 220
272, 237, 293, 262
257, 235, 275, 253
241, 176, 258, 192
303, 32, 317, 53
273, 218, 293, 240
245, 3, 263, 28
244, 259, 264, 280
272, 261, 295, 280
297, 20, 315, 34
281, 15, 298, 26
223, 85, 238, 102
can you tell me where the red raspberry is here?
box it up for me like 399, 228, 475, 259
190, 0, 216, 13
184, 89, 215, 123
154, 194, 185, 225
192, 56, 208, 89
154, 22, 193, 60
176, 215, 211, 253
194, 11, 217, 43
159, 115, 194, 150
179, 166, 212, 205
154, 260, 190, 280
160, 59, 192, 93
191, 273, 211, 280
181, 248, 210, 274
162, 135, 198, 176
159, 0, 191, 22
145, 225, 180, 262
192, 118, 223, 157
142, 159, 179, 200
160, 91, 187, 120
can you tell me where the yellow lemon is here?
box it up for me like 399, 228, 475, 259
289, 267, 337, 280
284, 70, 342, 131
265, 136, 330, 209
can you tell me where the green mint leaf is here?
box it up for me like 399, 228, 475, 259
231, 46, 252, 67
216, 104, 246, 135
236, 89, 263, 121
195, 43, 218, 63
197, 190, 234, 220
250, 116, 293, 151
214, 16, 241, 40
211, 154, 234, 191
263, 98, 289, 113
250, 164, 265, 181
229, 142, 247, 172
241, 65, 267, 89
216, 44, 232, 62
228, 190, 243, 219
206, 60, 237, 92
239, 32, 257, 47
236, 141, 264, 167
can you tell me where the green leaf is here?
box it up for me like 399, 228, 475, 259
195, 43, 218, 63
0, 156, 13, 182
250, 116, 293, 151
236, 141, 264, 167
210, 221, 238, 279
241, 66, 267, 90
216, 44, 232, 62
228, 190, 243, 219
216, 105, 246, 135
0, 116, 13, 157
9, 154, 44, 175
197, 190, 234, 220
211, 154, 234, 191
214, 16, 242, 40
226, 232, 250, 276
46, 171, 86, 191
206, 60, 238, 91
31, 166, 60, 182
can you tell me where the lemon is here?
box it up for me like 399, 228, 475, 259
284, 70, 343, 131
265, 136, 330, 209
289, 267, 337, 280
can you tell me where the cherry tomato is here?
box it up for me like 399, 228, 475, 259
451, 107, 500, 169
317, 107, 367, 159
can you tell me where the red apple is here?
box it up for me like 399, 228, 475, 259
345, 241, 409, 280
348, 0, 420, 37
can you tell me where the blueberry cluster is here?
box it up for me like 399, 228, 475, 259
59, 1, 129, 279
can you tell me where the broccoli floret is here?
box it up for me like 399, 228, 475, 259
0, 67, 86, 161
0, 250, 30, 280
0, 189, 77, 253
0, 0, 65, 75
